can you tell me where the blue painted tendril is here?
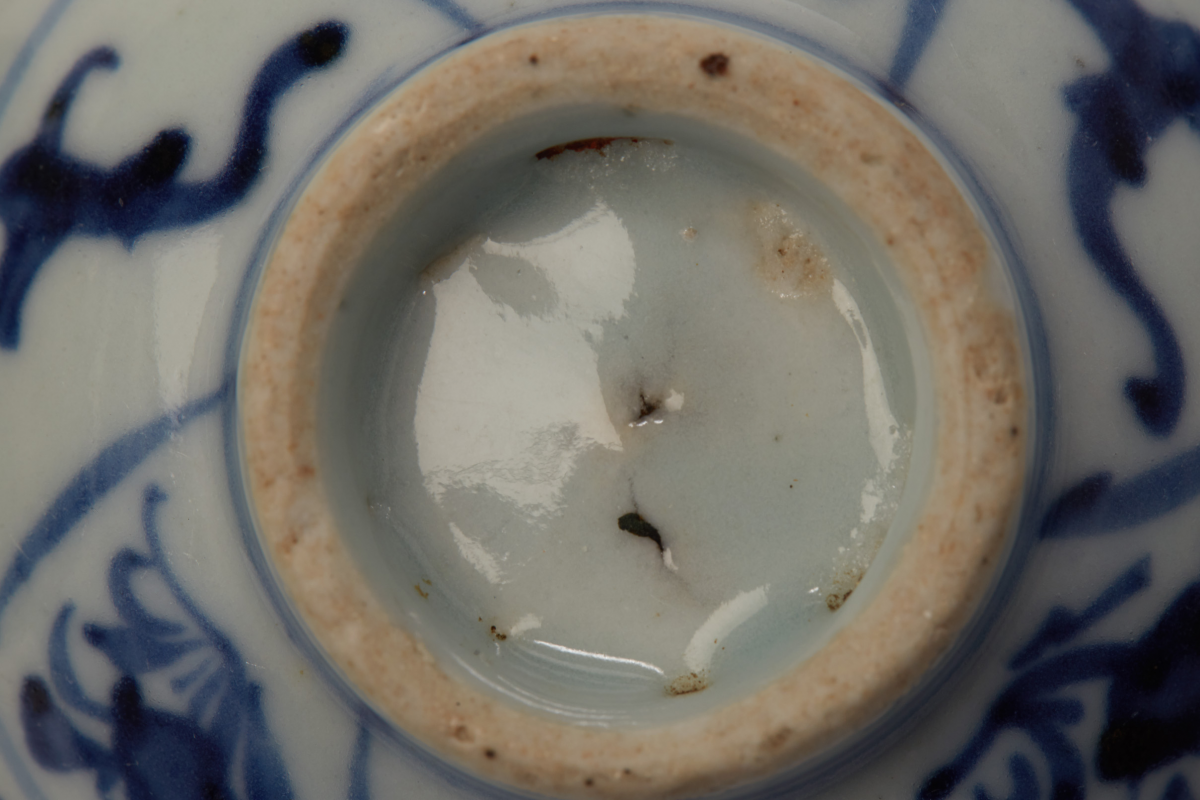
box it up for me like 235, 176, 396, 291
0, 20, 349, 350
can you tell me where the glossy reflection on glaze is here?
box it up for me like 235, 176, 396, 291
342, 137, 917, 706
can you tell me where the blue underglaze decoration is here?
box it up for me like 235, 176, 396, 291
0, 20, 349, 350
888, 0, 952, 89
19, 678, 118, 793
1164, 775, 1197, 800
975, 754, 1039, 800
421, 0, 483, 33
918, 557, 1200, 799
50, 605, 112, 723
0, 379, 229, 636
1041, 439, 1200, 539
20, 484, 293, 800
1063, 0, 1200, 436
0, 379, 379, 795
1008, 557, 1150, 670
348, 725, 373, 800
0, 0, 76, 126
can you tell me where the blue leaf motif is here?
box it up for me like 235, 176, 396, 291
1009, 557, 1150, 669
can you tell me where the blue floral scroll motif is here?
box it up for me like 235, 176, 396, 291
20, 484, 295, 800
890, 0, 1200, 436
0, 386, 376, 799
917, 557, 1200, 800
1063, 0, 1200, 437
0, 19, 349, 350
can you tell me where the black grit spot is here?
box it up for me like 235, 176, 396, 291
618, 512, 664, 552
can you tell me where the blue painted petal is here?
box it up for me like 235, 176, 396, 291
82, 623, 202, 674
19, 677, 113, 775
187, 669, 226, 723
172, 657, 215, 694
109, 548, 185, 637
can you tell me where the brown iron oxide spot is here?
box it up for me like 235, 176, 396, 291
667, 672, 709, 696
535, 136, 675, 160
414, 583, 429, 599
825, 589, 853, 611
485, 748, 497, 759
700, 53, 729, 77
529, 54, 539, 65
761, 726, 793, 751
489, 625, 508, 641
535, 137, 625, 160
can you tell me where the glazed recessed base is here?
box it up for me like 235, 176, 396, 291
321, 119, 926, 727
239, 15, 1025, 799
